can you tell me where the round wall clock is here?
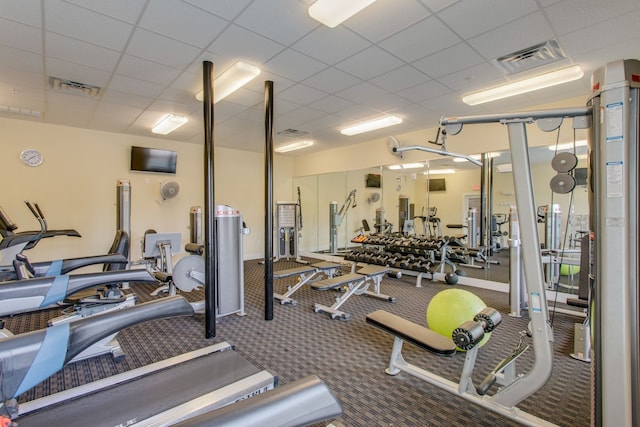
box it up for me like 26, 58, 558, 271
20, 149, 44, 167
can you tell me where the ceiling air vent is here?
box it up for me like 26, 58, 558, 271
492, 40, 567, 75
277, 128, 309, 138
49, 76, 102, 98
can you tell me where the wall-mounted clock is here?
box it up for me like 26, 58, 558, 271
20, 149, 44, 167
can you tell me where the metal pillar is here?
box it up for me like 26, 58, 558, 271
264, 80, 274, 321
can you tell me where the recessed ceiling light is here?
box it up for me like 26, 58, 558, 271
274, 140, 314, 153
196, 61, 261, 103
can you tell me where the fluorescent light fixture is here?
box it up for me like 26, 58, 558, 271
453, 152, 501, 162
274, 140, 314, 153
151, 114, 188, 135
462, 65, 584, 106
388, 165, 402, 170
428, 169, 456, 175
308, 0, 375, 28
547, 139, 588, 151
340, 115, 402, 136
577, 153, 588, 160
196, 61, 261, 103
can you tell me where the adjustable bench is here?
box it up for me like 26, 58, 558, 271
310, 265, 396, 320
273, 261, 342, 305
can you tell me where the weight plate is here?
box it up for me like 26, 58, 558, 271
172, 255, 205, 292
550, 173, 576, 194
551, 152, 578, 173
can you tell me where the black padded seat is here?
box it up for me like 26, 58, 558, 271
366, 310, 456, 356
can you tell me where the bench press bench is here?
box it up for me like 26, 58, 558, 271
273, 262, 342, 305
310, 265, 396, 320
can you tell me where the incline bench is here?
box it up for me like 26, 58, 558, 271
310, 265, 396, 320
273, 261, 342, 305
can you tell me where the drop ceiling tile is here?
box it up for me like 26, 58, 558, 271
0, 1, 42, 26
279, 83, 328, 105
183, 0, 254, 21
397, 79, 452, 103
337, 82, 411, 111
436, 62, 503, 92
109, 74, 165, 99
126, 28, 201, 70
309, 95, 356, 115
418, 0, 460, 13
0, 64, 44, 90
44, 0, 133, 51
378, 16, 460, 63
544, 0, 639, 36
370, 65, 431, 92
0, 45, 42, 74
222, 86, 264, 107
0, 18, 42, 54
116, 55, 182, 86
101, 88, 154, 109
293, 25, 370, 65
46, 58, 112, 87
467, 12, 555, 61
64, 0, 147, 24
216, 100, 255, 121
45, 32, 121, 72
90, 101, 143, 129
138, 0, 228, 49
263, 49, 327, 81
234, 0, 317, 45
302, 68, 361, 94
412, 43, 484, 78
344, 0, 431, 43
437, 0, 538, 39
208, 24, 286, 65
335, 46, 404, 80
281, 105, 327, 123
559, 9, 640, 56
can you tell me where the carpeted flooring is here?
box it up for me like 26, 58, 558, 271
3, 256, 590, 426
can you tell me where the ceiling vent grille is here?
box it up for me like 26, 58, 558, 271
277, 128, 309, 138
49, 76, 102, 98
492, 40, 567, 75
0, 104, 43, 120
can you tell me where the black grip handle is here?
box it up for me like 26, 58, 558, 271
25, 200, 39, 218
476, 373, 497, 396
34, 202, 45, 219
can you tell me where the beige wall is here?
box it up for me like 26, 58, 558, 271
1, 117, 292, 265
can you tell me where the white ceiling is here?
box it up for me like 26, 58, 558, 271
1, 0, 639, 155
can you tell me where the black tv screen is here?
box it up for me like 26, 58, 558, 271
366, 173, 381, 188
428, 178, 446, 192
130, 146, 177, 174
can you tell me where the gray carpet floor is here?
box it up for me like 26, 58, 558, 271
4, 257, 590, 426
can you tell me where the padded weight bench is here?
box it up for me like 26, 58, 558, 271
310, 265, 396, 320
273, 262, 342, 305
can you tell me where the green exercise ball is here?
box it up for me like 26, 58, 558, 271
426, 288, 490, 351
560, 264, 580, 276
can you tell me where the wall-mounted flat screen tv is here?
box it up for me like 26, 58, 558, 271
428, 178, 446, 192
130, 146, 177, 174
366, 173, 381, 188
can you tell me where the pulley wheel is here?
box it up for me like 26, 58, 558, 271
551, 152, 578, 173
550, 173, 576, 194
172, 255, 205, 292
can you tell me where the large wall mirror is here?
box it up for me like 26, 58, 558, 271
293, 140, 589, 286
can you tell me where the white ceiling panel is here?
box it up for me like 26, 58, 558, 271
378, 16, 461, 63
126, 28, 201, 70
234, 0, 317, 46
208, 24, 286, 64
64, 0, 147, 24
138, 0, 228, 49
293, 25, 370, 65
0, 0, 638, 155
44, 0, 133, 51
45, 32, 121, 73
344, 0, 431, 43
438, 0, 538, 39
0, 18, 43, 54
412, 43, 484, 78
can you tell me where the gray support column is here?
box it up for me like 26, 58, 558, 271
264, 81, 274, 321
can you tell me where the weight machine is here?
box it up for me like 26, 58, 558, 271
329, 189, 356, 254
